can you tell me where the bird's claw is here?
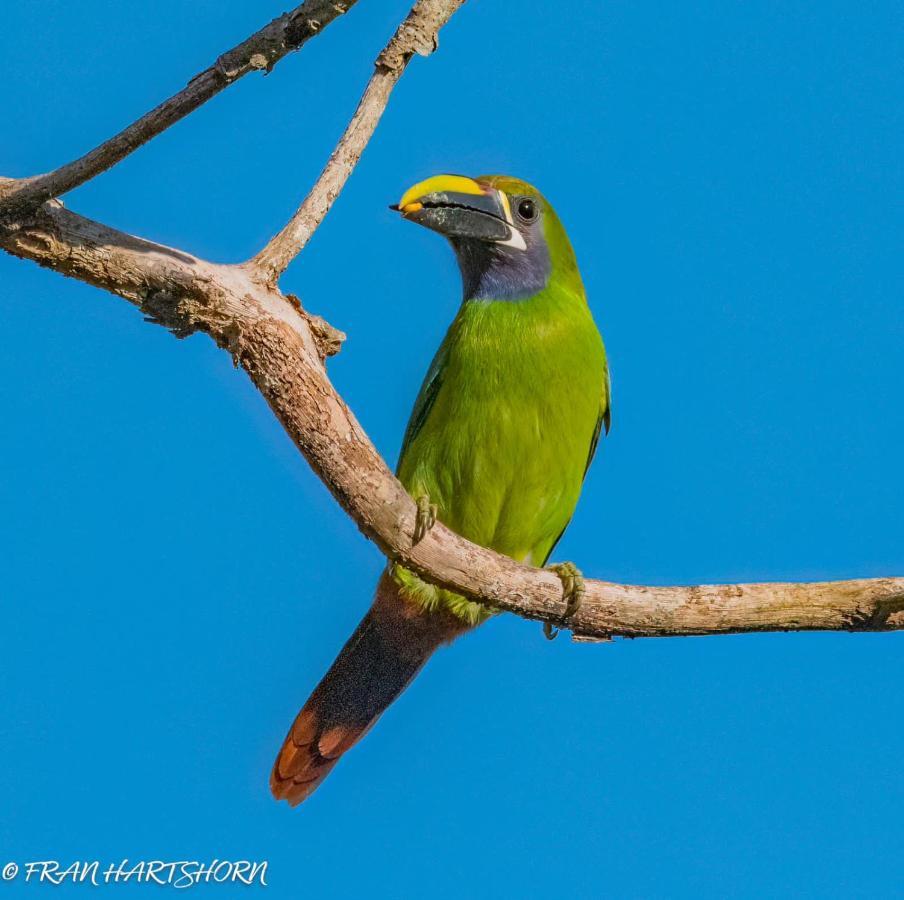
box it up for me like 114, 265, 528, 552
543, 561, 585, 640
413, 494, 437, 545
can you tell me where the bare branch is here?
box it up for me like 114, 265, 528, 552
1, 1, 900, 643
0, 0, 359, 216
249, 0, 467, 283
2, 199, 901, 642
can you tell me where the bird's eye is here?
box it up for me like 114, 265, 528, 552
515, 197, 538, 223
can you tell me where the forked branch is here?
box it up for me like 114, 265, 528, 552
1, 2, 901, 642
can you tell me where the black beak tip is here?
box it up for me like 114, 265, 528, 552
388, 204, 400, 212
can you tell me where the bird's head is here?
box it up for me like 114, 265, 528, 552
392, 174, 580, 301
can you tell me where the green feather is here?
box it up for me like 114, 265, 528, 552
394, 179, 609, 624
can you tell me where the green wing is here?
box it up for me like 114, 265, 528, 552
547, 367, 611, 564
397, 346, 446, 472
584, 363, 611, 476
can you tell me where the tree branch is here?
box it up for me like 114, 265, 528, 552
0, 0, 359, 216
2, 199, 901, 641
249, 0, 467, 283
1, 2, 901, 642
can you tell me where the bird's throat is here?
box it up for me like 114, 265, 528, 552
452, 238, 551, 302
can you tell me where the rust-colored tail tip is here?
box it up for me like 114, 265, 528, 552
270, 761, 337, 807
270, 764, 312, 807
270, 717, 344, 808
270, 778, 306, 808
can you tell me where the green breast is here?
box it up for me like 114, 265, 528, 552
394, 283, 608, 623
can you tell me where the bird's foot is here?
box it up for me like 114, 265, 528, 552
543, 561, 585, 640
413, 494, 437, 545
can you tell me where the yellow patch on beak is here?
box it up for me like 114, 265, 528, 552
400, 201, 423, 214
397, 174, 485, 210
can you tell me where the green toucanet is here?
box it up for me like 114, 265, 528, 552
271, 174, 610, 805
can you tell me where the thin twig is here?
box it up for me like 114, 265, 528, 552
249, 0, 467, 283
0, 0, 359, 216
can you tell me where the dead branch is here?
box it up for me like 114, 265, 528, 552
1, 3, 901, 642
249, 0, 466, 283
0, 0, 359, 216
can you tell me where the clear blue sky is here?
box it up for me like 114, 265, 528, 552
1, 1, 901, 896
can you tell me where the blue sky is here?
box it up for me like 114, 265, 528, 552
1, 0, 901, 896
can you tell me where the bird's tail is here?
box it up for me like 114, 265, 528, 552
270, 571, 465, 806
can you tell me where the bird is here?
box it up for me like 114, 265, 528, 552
270, 174, 610, 806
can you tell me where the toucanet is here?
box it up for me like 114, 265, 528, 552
271, 174, 610, 805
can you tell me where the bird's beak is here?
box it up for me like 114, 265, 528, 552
390, 174, 525, 249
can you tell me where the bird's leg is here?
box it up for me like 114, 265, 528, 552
412, 494, 437, 545
543, 561, 585, 640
